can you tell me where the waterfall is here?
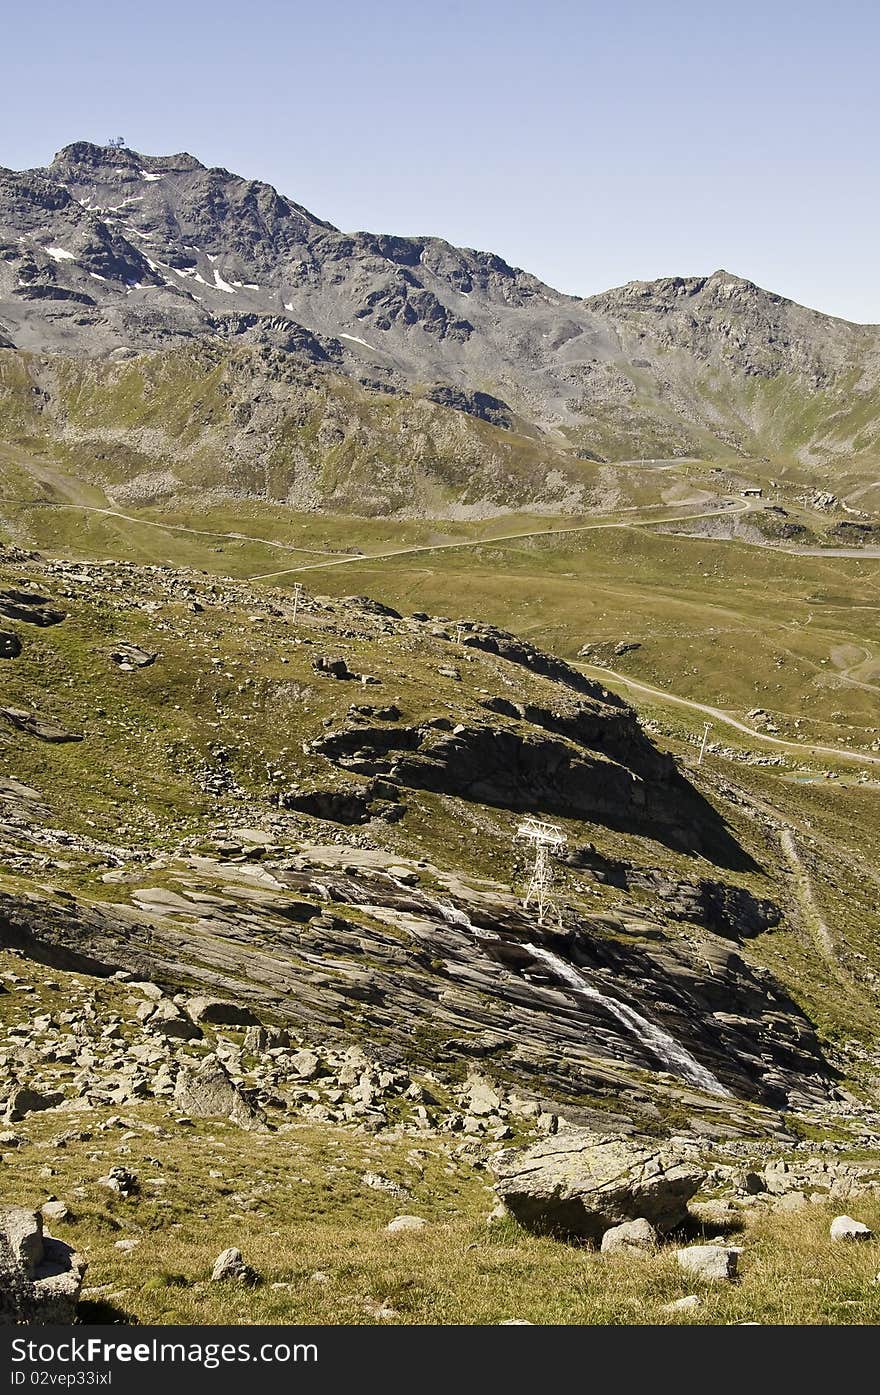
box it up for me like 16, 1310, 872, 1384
524, 942, 730, 1097
426, 897, 728, 1097
435, 901, 475, 928
433, 900, 500, 939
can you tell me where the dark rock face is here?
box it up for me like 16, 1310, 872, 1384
0, 708, 83, 743
0, 589, 66, 627
186, 996, 261, 1027
0, 629, 21, 658
425, 385, 514, 428
463, 626, 627, 707
313, 713, 749, 865
280, 785, 376, 824
828, 520, 880, 543
492, 1129, 706, 1241
566, 848, 781, 939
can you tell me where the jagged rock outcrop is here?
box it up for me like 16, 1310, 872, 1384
0, 589, 66, 627
0, 709, 83, 744
312, 711, 741, 861
565, 848, 781, 939
492, 1129, 706, 1241
0, 1207, 86, 1324
174, 1054, 268, 1131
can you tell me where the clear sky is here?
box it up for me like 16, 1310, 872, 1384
3, 0, 879, 322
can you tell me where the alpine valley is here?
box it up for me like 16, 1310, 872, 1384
1, 143, 879, 1327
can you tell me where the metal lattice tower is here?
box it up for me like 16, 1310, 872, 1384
516, 817, 567, 925
290, 581, 303, 626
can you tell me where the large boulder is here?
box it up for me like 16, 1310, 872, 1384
0, 1207, 86, 1324
491, 1128, 705, 1242
143, 999, 202, 1041
186, 996, 260, 1027
4, 1086, 65, 1123
174, 1054, 267, 1131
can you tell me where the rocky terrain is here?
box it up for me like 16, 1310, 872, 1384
1, 140, 879, 1326
2, 544, 872, 1114
2, 142, 880, 519
1, 535, 880, 1322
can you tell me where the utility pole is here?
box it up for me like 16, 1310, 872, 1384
516, 816, 568, 926
698, 721, 712, 765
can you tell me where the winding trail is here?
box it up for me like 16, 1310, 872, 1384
0, 497, 333, 556
246, 500, 754, 581
576, 662, 880, 767
778, 829, 847, 977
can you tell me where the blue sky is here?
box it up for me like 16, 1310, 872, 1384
3, 0, 879, 321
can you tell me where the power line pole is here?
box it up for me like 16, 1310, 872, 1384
516, 817, 567, 926
698, 721, 712, 765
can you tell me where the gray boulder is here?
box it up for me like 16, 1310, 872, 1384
0, 1207, 86, 1324
211, 1248, 260, 1285
174, 1054, 267, 1131
600, 1217, 658, 1256
492, 1128, 705, 1241
674, 1244, 740, 1282
4, 1086, 65, 1123
290, 1049, 321, 1080
186, 996, 260, 1027
830, 1215, 873, 1242
144, 1000, 202, 1040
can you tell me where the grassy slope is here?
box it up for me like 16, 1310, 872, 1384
4, 345, 880, 518
255, 523, 880, 751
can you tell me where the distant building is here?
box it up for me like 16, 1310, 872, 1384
741, 487, 763, 498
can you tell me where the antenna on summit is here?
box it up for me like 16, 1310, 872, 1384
516, 816, 567, 926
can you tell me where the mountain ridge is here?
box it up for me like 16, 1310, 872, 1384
3, 141, 880, 498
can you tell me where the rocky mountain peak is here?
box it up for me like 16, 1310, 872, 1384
49, 141, 206, 177
1, 140, 880, 459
